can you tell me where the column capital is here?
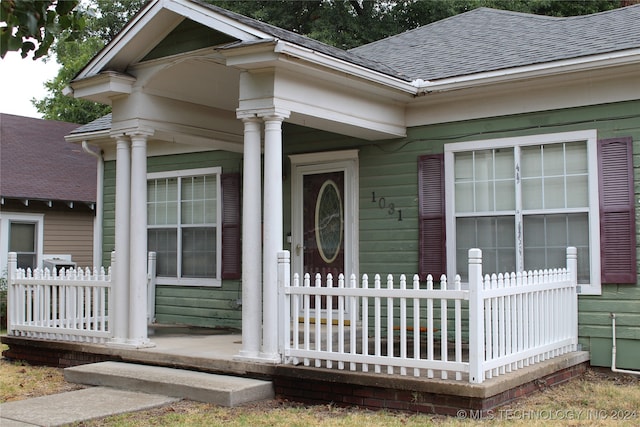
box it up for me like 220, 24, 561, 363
236, 107, 290, 121
110, 132, 130, 142
126, 127, 154, 139
259, 108, 290, 121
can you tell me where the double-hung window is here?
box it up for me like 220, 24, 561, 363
444, 130, 601, 293
147, 167, 222, 286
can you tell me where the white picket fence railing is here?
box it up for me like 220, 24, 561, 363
280, 247, 578, 384
7, 252, 113, 343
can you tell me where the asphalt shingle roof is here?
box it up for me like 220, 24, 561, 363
68, 113, 112, 135
192, 0, 408, 80
68, 3, 640, 139
0, 114, 97, 203
349, 5, 640, 81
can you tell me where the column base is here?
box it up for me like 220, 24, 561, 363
107, 339, 156, 349
234, 352, 281, 364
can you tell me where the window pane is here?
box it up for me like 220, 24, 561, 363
181, 227, 216, 278
455, 152, 473, 181
543, 177, 565, 209
456, 216, 515, 278
16, 254, 37, 270
9, 222, 35, 252
565, 142, 588, 174
455, 182, 474, 213
566, 175, 588, 208
495, 180, 515, 210
474, 150, 493, 181
521, 145, 542, 178
543, 144, 564, 176
148, 229, 177, 276
523, 213, 589, 283
474, 181, 493, 212
181, 175, 216, 225
494, 149, 514, 179
148, 178, 178, 226
522, 177, 542, 210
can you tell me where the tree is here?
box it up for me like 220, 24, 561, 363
34, 0, 145, 123
0, 0, 85, 59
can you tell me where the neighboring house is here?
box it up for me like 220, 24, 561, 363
34, 0, 640, 376
0, 114, 97, 273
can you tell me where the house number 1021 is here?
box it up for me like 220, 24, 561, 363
372, 191, 402, 221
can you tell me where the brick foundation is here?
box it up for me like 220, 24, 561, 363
1, 336, 120, 368
273, 361, 588, 415
2, 335, 589, 416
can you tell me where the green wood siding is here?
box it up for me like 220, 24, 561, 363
142, 19, 236, 62
102, 150, 242, 328
101, 100, 639, 367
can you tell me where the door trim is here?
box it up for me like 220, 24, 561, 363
290, 150, 359, 282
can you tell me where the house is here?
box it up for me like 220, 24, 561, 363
2, 0, 639, 413
0, 114, 98, 273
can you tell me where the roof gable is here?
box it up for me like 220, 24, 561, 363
75, 0, 405, 83
350, 5, 640, 81
0, 114, 97, 203
141, 18, 236, 61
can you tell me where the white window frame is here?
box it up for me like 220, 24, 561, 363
0, 212, 45, 273
444, 130, 601, 295
147, 167, 222, 287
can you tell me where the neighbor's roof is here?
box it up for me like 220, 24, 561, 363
0, 113, 97, 203
349, 5, 640, 81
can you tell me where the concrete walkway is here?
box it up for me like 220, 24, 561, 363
0, 387, 179, 427
0, 360, 274, 427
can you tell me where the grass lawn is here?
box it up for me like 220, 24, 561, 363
1, 341, 639, 426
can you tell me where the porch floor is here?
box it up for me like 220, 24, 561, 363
1, 327, 590, 415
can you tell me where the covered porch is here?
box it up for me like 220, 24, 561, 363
2, 246, 589, 414
1, 326, 589, 415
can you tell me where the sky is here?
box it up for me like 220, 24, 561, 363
0, 51, 61, 119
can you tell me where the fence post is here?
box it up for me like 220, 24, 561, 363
7, 252, 17, 333
566, 247, 578, 350
147, 252, 157, 325
108, 251, 116, 337
277, 250, 291, 362
468, 248, 484, 384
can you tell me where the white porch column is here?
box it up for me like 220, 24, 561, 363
127, 130, 154, 348
110, 134, 130, 345
236, 116, 263, 360
260, 111, 289, 361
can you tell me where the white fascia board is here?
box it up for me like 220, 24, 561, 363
417, 48, 640, 93
75, 0, 166, 79
163, 0, 271, 40
75, 0, 269, 80
65, 130, 111, 145
274, 41, 416, 94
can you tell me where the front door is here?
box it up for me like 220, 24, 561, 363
302, 171, 345, 277
290, 151, 359, 294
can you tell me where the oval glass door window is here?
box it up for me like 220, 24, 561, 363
314, 180, 343, 263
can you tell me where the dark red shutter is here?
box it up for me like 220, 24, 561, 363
221, 173, 241, 279
418, 154, 446, 280
598, 137, 637, 284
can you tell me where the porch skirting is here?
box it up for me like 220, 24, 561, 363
1, 335, 588, 415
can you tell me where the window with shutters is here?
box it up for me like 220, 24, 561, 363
442, 130, 603, 294
147, 167, 229, 286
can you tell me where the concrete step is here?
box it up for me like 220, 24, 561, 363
64, 361, 274, 407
